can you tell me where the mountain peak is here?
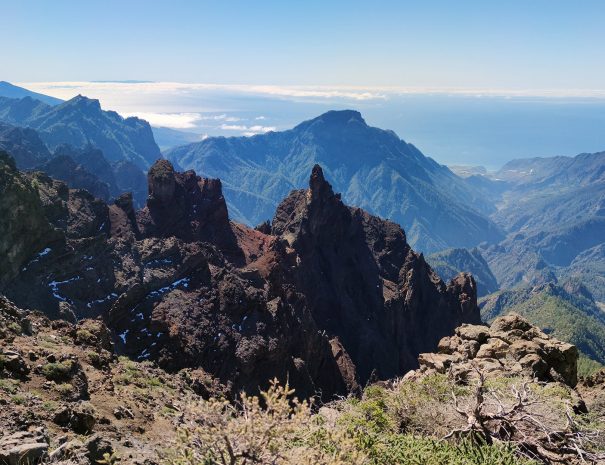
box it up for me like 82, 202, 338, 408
295, 109, 366, 131
309, 164, 335, 202
64, 94, 102, 111
320, 109, 365, 123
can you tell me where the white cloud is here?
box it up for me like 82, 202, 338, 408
220, 124, 248, 131
122, 112, 203, 129
248, 125, 276, 133
220, 124, 276, 134
255, 116, 266, 120
200, 114, 241, 122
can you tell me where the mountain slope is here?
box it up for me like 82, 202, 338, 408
0, 95, 161, 169
0, 151, 61, 287
0, 81, 63, 105
469, 151, 605, 295
0, 121, 51, 168
427, 248, 498, 297
152, 126, 206, 151
167, 110, 502, 253
564, 244, 605, 301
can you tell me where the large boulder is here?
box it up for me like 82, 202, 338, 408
0, 428, 49, 465
413, 313, 579, 386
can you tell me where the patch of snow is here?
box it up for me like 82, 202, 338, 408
48, 276, 81, 301
22, 247, 53, 271
39, 248, 52, 257
148, 277, 191, 297
119, 330, 129, 344
86, 293, 118, 308
145, 258, 173, 267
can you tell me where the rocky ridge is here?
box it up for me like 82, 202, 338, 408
2, 152, 479, 399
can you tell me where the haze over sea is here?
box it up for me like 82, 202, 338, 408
20, 81, 605, 170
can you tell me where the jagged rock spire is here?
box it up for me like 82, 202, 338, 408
308, 164, 335, 203
147, 159, 176, 205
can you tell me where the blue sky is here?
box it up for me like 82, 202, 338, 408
3, 0, 605, 89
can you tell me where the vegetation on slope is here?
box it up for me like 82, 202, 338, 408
166, 376, 545, 465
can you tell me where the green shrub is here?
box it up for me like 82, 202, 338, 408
41, 360, 74, 382
0, 378, 20, 394
7, 322, 21, 335
11, 394, 26, 405
76, 329, 95, 345
366, 434, 537, 465
42, 400, 58, 412
55, 383, 73, 396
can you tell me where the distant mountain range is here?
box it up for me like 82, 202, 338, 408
432, 151, 605, 369
0, 94, 160, 169
0, 82, 603, 313
0, 81, 604, 381
472, 152, 605, 300
0, 81, 63, 105
0, 120, 148, 206
167, 110, 503, 253
0, 83, 157, 206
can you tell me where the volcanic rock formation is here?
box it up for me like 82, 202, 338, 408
2, 156, 480, 398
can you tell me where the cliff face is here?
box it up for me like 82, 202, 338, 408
0, 152, 61, 288
3, 159, 480, 398
271, 165, 480, 385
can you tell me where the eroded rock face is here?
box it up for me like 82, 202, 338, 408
410, 313, 579, 387
0, 152, 60, 289
137, 159, 235, 252
4, 160, 481, 398
270, 164, 481, 384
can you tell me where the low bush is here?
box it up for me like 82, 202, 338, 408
41, 360, 74, 382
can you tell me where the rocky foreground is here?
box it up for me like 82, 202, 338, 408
1, 295, 605, 464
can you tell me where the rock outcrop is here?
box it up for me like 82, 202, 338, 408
3, 159, 480, 399
408, 313, 579, 386
270, 165, 481, 384
137, 159, 234, 250
0, 429, 49, 465
0, 152, 61, 288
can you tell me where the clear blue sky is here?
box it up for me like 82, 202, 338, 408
2, 0, 605, 89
